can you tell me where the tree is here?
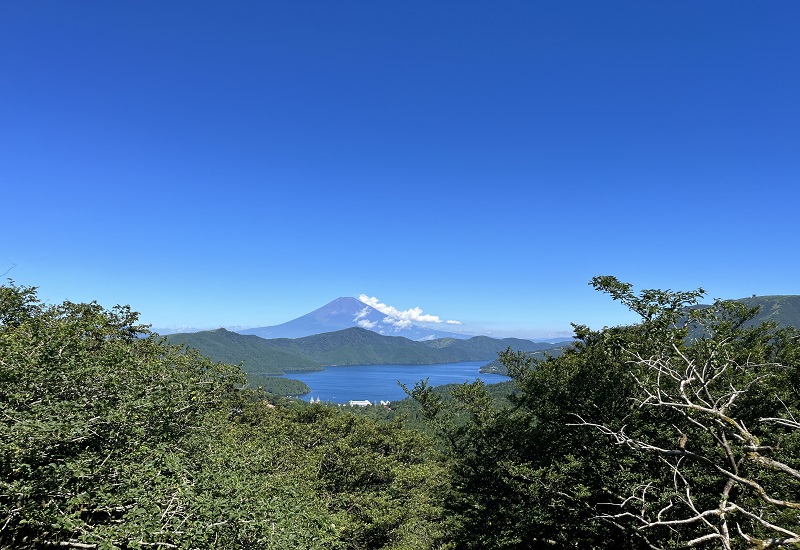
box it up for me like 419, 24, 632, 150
408, 276, 800, 549
573, 302, 800, 548
0, 280, 449, 549
0, 281, 246, 547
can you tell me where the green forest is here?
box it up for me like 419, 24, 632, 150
165, 326, 563, 377
2, 277, 799, 549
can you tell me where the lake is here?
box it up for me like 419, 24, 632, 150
284, 361, 512, 404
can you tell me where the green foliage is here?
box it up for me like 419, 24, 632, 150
346, 379, 521, 438
10, 276, 796, 549
479, 343, 569, 375
170, 402, 449, 550
274, 405, 449, 549
0, 281, 245, 547
409, 276, 800, 549
245, 373, 311, 396
0, 282, 448, 549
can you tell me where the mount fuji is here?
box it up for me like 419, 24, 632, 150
237, 297, 474, 341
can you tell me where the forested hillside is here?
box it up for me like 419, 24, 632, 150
420, 335, 559, 360
166, 328, 317, 395
3, 279, 799, 549
167, 328, 322, 374
724, 294, 800, 328
168, 325, 553, 371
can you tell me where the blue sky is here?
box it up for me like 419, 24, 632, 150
2, 1, 798, 338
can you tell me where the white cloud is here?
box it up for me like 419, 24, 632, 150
446, 319, 462, 325
358, 295, 461, 327
382, 316, 412, 329
353, 307, 371, 321
357, 319, 377, 329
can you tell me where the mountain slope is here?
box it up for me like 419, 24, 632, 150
166, 328, 322, 375
169, 326, 553, 371
423, 336, 560, 361
261, 328, 453, 365
168, 296, 800, 376
685, 295, 800, 337
261, 327, 556, 366
239, 297, 473, 340
735, 295, 800, 328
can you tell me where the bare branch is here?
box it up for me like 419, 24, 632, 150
761, 417, 800, 430
575, 344, 800, 548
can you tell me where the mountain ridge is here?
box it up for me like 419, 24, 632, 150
167, 326, 566, 377
167, 328, 322, 375
164, 295, 800, 389
238, 296, 475, 340
732, 295, 800, 329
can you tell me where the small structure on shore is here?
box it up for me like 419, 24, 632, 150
348, 400, 372, 407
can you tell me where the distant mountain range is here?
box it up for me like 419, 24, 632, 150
167, 327, 565, 376
239, 295, 800, 341
238, 297, 476, 340
157, 294, 800, 342
164, 294, 800, 385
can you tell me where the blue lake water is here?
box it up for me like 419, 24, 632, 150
285, 361, 511, 404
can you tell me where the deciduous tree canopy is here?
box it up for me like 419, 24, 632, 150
409, 276, 800, 549
4, 277, 798, 549
0, 281, 446, 549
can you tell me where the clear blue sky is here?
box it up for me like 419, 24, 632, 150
2, 2, 798, 338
